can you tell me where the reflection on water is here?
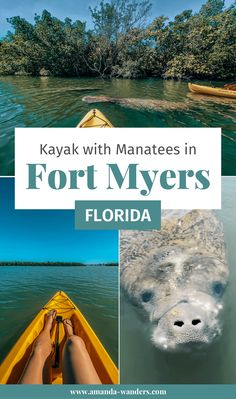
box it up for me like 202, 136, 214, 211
0, 266, 118, 364
120, 177, 236, 383
0, 76, 235, 175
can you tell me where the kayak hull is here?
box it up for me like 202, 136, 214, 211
77, 109, 113, 127
0, 291, 118, 384
188, 83, 236, 99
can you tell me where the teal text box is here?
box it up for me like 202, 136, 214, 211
75, 201, 161, 230
1, 384, 236, 399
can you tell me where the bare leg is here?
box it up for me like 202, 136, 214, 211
62, 318, 102, 384
18, 310, 56, 384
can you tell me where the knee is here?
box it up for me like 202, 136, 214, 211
66, 335, 86, 352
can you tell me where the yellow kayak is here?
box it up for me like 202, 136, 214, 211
188, 83, 236, 99
77, 109, 113, 127
0, 291, 118, 384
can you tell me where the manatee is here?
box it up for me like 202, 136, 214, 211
120, 210, 229, 352
82, 95, 188, 111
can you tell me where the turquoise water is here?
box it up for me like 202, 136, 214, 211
120, 177, 236, 383
0, 266, 118, 364
0, 76, 235, 176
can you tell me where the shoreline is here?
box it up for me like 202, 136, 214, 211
0, 74, 230, 83
0, 263, 118, 267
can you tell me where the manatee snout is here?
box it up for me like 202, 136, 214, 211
151, 297, 223, 352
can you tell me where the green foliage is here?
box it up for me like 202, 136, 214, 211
90, 0, 151, 40
149, 0, 236, 79
0, 10, 88, 76
86, 0, 152, 76
200, 0, 225, 17
0, 0, 235, 80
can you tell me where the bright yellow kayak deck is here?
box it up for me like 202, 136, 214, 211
0, 291, 118, 384
77, 109, 113, 128
188, 83, 236, 99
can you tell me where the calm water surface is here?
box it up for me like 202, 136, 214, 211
0, 76, 235, 175
0, 266, 118, 364
120, 177, 236, 383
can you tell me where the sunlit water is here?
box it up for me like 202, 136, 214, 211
0, 76, 235, 175
0, 266, 118, 364
120, 177, 236, 383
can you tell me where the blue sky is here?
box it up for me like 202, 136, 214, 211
0, 0, 234, 37
0, 178, 118, 263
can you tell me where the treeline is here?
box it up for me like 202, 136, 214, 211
0, 0, 235, 79
0, 261, 85, 266
0, 261, 118, 266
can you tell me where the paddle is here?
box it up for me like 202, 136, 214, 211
53, 316, 63, 368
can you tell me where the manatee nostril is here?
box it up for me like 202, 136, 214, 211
174, 320, 184, 327
192, 319, 201, 326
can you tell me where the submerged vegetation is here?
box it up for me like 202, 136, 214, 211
0, 0, 235, 80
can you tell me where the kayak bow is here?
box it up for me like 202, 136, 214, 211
0, 291, 118, 384
77, 109, 113, 128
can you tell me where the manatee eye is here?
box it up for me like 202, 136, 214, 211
141, 291, 153, 303
212, 282, 224, 296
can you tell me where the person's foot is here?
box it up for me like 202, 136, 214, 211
32, 310, 56, 360
64, 314, 80, 337
63, 319, 74, 337
44, 309, 57, 332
